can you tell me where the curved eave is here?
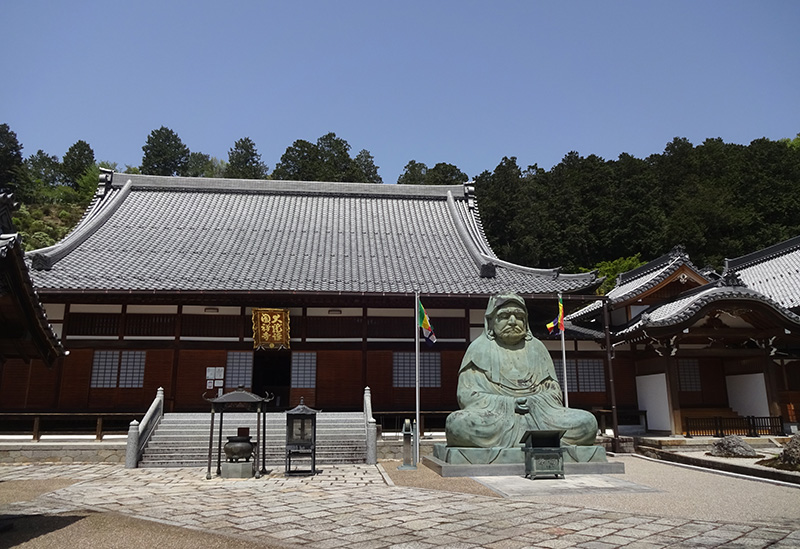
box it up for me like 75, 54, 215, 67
613, 286, 800, 343
569, 258, 708, 323
725, 234, 800, 271
1, 233, 66, 364
26, 181, 132, 270
448, 188, 601, 292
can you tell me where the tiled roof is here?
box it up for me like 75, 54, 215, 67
1, 229, 67, 363
27, 174, 601, 297
725, 235, 800, 313
614, 281, 800, 341
567, 246, 706, 322
567, 238, 800, 342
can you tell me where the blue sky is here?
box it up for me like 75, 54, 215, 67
2, 2, 798, 184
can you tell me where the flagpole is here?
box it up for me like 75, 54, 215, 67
414, 290, 421, 466
559, 292, 569, 407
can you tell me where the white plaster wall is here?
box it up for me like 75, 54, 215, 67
726, 373, 770, 417
636, 373, 672, 431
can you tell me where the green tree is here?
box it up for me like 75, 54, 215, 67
0, 123, 24, 191
315, 132, 362, 182
16, 150, 62, 203
207, 157, 228, 178
184, 152, 214, 177
26, 150, 62, 186
606, 153, 665, 261
397, 160, 468, 185
353, 149, 382, 184
474, 157, 532, 264
75, 164, 100, 201
586, 254, 647, 295
140, 126, 189, 176
426, 162, 469, 185
273, 132, 380, 183
61, 140, 95, 188
272, 139, 320, 181
224, 137, 268, 179
397, 160, 428, 185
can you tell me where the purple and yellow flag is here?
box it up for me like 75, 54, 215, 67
417, 298, 436, 346
546, 295, 564, 335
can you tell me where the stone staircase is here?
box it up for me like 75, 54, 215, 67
139, 412, 367, 468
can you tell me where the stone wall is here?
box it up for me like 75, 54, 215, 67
0, 442, 126, 464
377, 439, 441, 461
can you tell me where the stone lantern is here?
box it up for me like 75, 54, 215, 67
285, 398, 319, 476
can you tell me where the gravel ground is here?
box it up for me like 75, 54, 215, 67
472, 454, 800, 528
380, 459, 502, 497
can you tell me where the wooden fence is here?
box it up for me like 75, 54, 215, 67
684, 415, 785, 438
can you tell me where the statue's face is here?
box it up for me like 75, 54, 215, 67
492, 305, 527, 345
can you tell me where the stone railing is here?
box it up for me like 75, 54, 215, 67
125, 387, 165, 468
363, 387, 377, 464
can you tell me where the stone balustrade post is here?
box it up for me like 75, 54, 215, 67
364, 387, 378, 464
125, 420, 140, 469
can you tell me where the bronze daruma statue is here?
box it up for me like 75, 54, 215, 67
446, 293, 597, 449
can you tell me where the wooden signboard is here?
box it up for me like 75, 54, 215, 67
252, 308, 290, 350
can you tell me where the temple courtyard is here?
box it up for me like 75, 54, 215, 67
0, 454, 798, 548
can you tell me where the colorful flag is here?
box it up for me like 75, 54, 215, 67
418, 298, 436, 346
546, 295, 564, 335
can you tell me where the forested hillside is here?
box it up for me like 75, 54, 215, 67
475, 136, 800, 274
2, 120, 798, 287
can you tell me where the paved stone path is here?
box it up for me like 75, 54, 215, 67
1, 463, 798, 548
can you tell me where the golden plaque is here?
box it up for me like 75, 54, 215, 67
252, 308, 290, 350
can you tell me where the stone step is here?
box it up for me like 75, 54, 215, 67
150, 428, 365, 435
139, 411, 368, 467
140, 450, 366, 460
143, 444, 365, 452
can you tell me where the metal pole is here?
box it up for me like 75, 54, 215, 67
559, 292, 569, 407
217, 411, 224, 476
260, 403, 267, 474
414, 290, 421, 466
602, 298, 620, 451
206, 410, 215, 479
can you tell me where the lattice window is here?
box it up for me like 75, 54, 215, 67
291, 352, 317, 388
576, 359, 606, 392
119, 351, 146, 388
393, 352, 441, 388
553, 358, 605, 392
678, 358, 702, 392
225, 351, 253, 389
91, 351, 119, 388
91, 351, 146, 388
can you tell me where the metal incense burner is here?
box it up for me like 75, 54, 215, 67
520, 430, 566, 480
205, 386, 273, 479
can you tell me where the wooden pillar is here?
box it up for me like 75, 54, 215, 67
665, 355, 682, 435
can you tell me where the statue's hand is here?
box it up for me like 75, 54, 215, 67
514, 397, 529, 415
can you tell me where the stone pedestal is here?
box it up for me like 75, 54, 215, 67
220, 461, 255, 479
425, 443, 624, 477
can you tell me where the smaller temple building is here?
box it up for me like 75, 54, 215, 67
567, 240, 800, 435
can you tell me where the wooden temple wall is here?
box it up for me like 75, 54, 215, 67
0, 302, 617, 414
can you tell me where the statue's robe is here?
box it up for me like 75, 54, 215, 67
445, 335, 597, 448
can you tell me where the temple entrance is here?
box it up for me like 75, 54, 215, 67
252, 349, 291, 409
